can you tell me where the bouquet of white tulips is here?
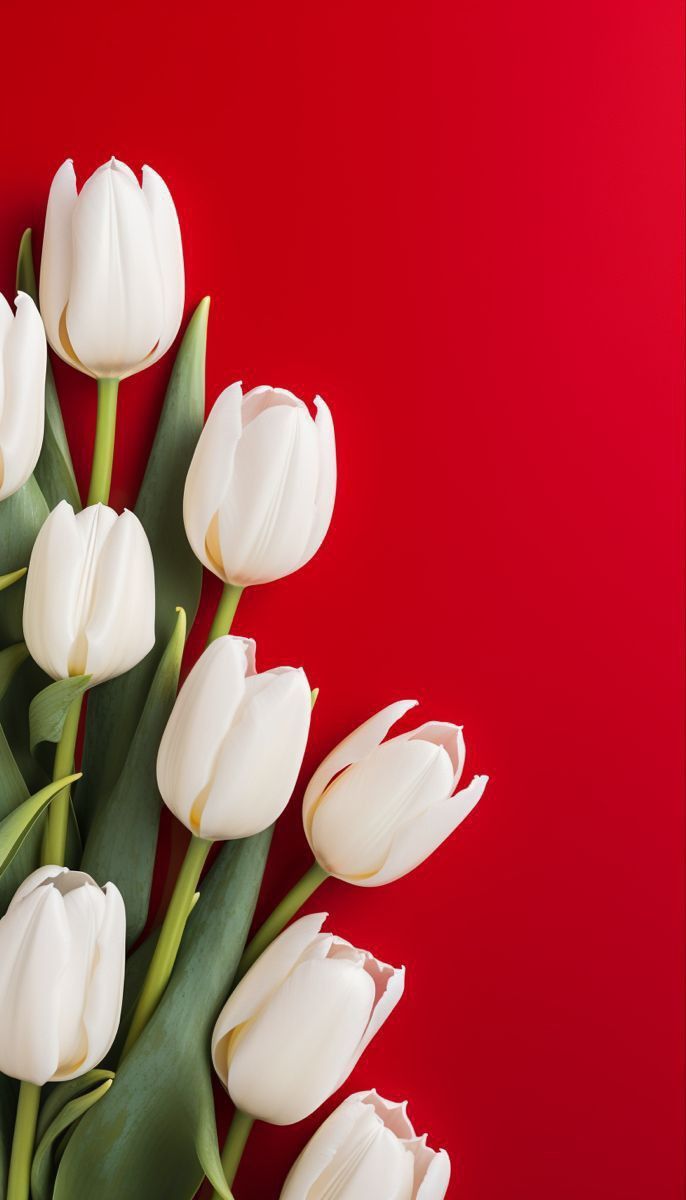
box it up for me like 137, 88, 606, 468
0, 157, 489, 1200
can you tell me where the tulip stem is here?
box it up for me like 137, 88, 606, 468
207, 583, 244, 644
212, 1110, 254, 1200
121, 834, 212, 1058
6, 1081, 41, 1200
236, 860, 328, 981
42, 694, 83, 867
87, 377, 119, 506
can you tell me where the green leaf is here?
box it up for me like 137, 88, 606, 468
0, 771, 81, 878
37, 1072, 115, 1146
16, 230, 81, 513
77, 300, 209, 837
81, 608, 186, 947
0, 643, 29, 706
31, 1078, 113, 1200
29, 676, 91, 752
0, 476, 49, 647
0, 1073, 18, 1199
55, 829, 272, 1200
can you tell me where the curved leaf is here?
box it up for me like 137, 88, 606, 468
37, 1071, 115, 1145
31, 1079, 112, 1200
29, 676, 90, 752
81, 608, 186, 946
77, 300, 209, 836
55, 829, 272, 1200
0, 771, 81, 877
16, 230, 80, 512
0, 476, 49, 647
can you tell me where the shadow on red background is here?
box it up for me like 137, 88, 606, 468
0, 1, 684, 1197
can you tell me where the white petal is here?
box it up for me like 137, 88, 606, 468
279, 1093, 370, 1199
416, 1150, 451, 1200
212, 912, 327, 1083
138, 165, 184, 372
39, 160, 80, 368
157, 636, 250, 832
67, 159, 164, 377
198, 667, 311, 839
8, 865, 69, 908
54, 883, 104, 1074
361, 775, 489, 888
80, 509, 155, 683
309, 739, 455, 880
216, 404, 320, 586
402, 722, 466, 790
0, 294, 46, 500
303, 700, 418, 845
226, 957, 377, 1124
344, 957, 405, 1076
23, 501, 83, 680
67, 882, 125, 1080
183, 383, 244, 578
296, 396, 337, 570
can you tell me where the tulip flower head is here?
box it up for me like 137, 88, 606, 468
40, 157, 184, 379
157, 635, 312, 840
183, 383, 336, 587
212, 913, 405, 1125
280, 1090, 451, 1200
23, 500, 155, 684
0, 291, 46, 501
0, 866, 126, 1086
303, 700, 488, 886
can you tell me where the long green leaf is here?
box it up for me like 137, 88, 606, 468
37, 1071, 115, 1146
29, 676, 90, 751
81, 608, 186, 946
16, 230, 81, 512
54, 829, 272, 1200
0, 476, 48, 647
0, 771, 81, 878
77, 300, 208, 836
0, 644, 29, 706
31, 1079, 112, 1200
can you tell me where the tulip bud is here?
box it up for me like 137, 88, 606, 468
280, 1090, 451, 1200
183, 383, 336, 587
212, 913, 404, 1125
157, 635, 311, 839
0, 866, 125, 1085
303, 700, 488, 887
40, 158, 184, 379
0, 292, 46, 501
22, 500, 155, 685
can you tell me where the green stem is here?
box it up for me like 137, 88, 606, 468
42, 694, 83, 866
6, 1081, 40, 1200
121, 834, 212, 1058
87, 378, 119, 507
211, 1110, 254, 1200
207, 583, 244, 644
236, 860, 328, 981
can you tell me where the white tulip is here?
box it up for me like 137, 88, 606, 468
0, 866, 125, 1086
23, 500, 155, 685
157, 635, 311, 840
212, 913, 405, 1125
40, 157, 184, 379
0, 292, 46, 501
281, 1090, 451, 1200
303, 700, 488, 887
183, 383, 336, 587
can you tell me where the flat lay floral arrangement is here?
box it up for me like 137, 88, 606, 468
0, 158, 489, 1200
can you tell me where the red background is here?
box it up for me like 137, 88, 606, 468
1, 2, 684, 1197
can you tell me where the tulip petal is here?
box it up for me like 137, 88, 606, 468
303, 699, 419, 842
416, 1149, 451, 1200
346, 956, 405, 1074
183, 382, 244, 578
0, 293, 47, 500
139, 165, 185, 373
226, 957, 377, 1124
39, 160, 80, 368
157, 636, 250, 833
66, 159, 165, 377
198, 667, 311, 839
54, 882, 105, 1075
71, 882, 126, 1080
361, 774, 489, 887
23, 501, 85, 680
241, 385, 308, 426
297, 395, 337, 569
211, 912, 328, 1078
279, 1093, 368, 1199
402, 721, 466, 790
81, 509, 155, 683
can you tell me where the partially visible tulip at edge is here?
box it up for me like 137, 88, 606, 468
212, 913, 404, 1125
157, 634, 312, 840
0, 291, 46, 500
22, 500, 155, 685
39, 157, 184, 379
0, 866, 125, 1086
303, 699, 489, 886
183, 382, 336, 587
280, 1089, 451, 1200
